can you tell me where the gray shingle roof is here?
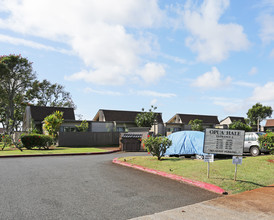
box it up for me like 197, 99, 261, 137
178, 114, 219, 124
30, 106, 75, 121
100, 109, 163, 123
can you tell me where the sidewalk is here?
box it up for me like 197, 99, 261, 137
131, 185, 274, 220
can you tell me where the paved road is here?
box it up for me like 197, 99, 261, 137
0, 152, 220, 220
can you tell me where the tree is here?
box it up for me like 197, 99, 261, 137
144, 136, 172, 160
229, 120, 252, 132
188, 119, 204, 131
0, 54, 36, 134
43, 111, 64, 144
76, 120, 89, 132
247, 103, 273, 131
26, 79, 75, 108
0, 54, 75, 132
135, 106, 158, 128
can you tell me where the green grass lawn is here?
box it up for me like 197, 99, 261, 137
118, 155, 274, 194
0, 145, 108, 155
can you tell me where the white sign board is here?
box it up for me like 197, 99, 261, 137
204, 154, 214, 162
203, 129, 245, 156
232, 156, 243, 165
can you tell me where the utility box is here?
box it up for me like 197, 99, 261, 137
121, 133, 142, 152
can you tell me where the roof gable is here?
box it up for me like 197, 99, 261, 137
29, 106, 75, 121
178, 114, 219, 124
220, 116, 245, 124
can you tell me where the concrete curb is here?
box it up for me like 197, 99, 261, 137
0, 150, 120, 158
112, 157, 227, 195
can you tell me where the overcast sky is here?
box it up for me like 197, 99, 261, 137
1, 0, 274, 122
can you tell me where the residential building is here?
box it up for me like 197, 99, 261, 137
23, 105, 75, 132
218, 116, 246, 129
92, 109, 165, 135
166, 113, 219, 135
264, 119, 274, 132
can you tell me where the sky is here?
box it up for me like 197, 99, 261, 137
1, 0, 274, 123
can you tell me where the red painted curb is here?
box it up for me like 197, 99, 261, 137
0, 150, 120, 158
112, 157, 227, 195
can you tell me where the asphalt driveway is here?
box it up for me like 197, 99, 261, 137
0, 152, 220, 220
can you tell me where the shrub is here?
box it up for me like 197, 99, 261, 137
258, 131, 274, 154
229, 120, 252, 132
144, 136, 172, 160
1, 134, 13, 150
21, 134, 53, 150
135, 106, 158, 128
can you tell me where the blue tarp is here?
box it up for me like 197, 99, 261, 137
165, 131, 206, 156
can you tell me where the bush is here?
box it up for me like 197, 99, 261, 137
144, 136, 172, 160
21, 134, 53, 150
1, 134, 13, 150
258, 132, 274, 154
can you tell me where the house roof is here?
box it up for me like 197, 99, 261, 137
93, 109, 163, 123
29, 106, 75, 121
220, 116, 245, 124
167, 113, 219, 124
265, 119, 274, 127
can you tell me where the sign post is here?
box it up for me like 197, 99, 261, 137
203, 129, 245, 181
204, 154, 214, 178
232, 156, 243, 181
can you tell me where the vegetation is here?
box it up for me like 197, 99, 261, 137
247, 103, 272, 131
135, 106, 158, 128
0, 146, 108, 156
1, 134, 13, 151
43, 111, 64, 143
76, 120, 89, 132
119, 155, 274, 194
0, 54, 36, 134
259, 131, 274, 154
229, 120, 252, 132
26, 79, 75, 108
21, 134, 53, 150
0, 54, 75, 134
188, 119, 203, 131
144, 136, 172, 160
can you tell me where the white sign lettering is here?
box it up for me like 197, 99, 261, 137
204, 154, 214, 163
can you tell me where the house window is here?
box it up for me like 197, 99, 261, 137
61, 126, 77, 132
173, 127, 181, 132
116, 127, 125, 132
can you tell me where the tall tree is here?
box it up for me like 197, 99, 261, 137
247, 103, 273, 131
0, 54, 75, 132
0, 54, 36, 134
26, 79, 75, 108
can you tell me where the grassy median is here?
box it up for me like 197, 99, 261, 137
0, 145, 108, 155
118, 155, 274, 194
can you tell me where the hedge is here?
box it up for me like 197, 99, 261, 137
21, 134, 54, 150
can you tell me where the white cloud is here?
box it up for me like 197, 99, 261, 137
233, 81, 258, 88
84, 88, 122, 96
250, 82, 274, 102
135, 90, 176, 98
248, 67, 258, 75
181, 0, 249, 62
0, 0, 167, 85
209, 97, 247, 114
0, 34, 72, 54
192, 67, 231, 89
258, 14, 274, 43
150, 99, 158, 106
137, 62, 166, 84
